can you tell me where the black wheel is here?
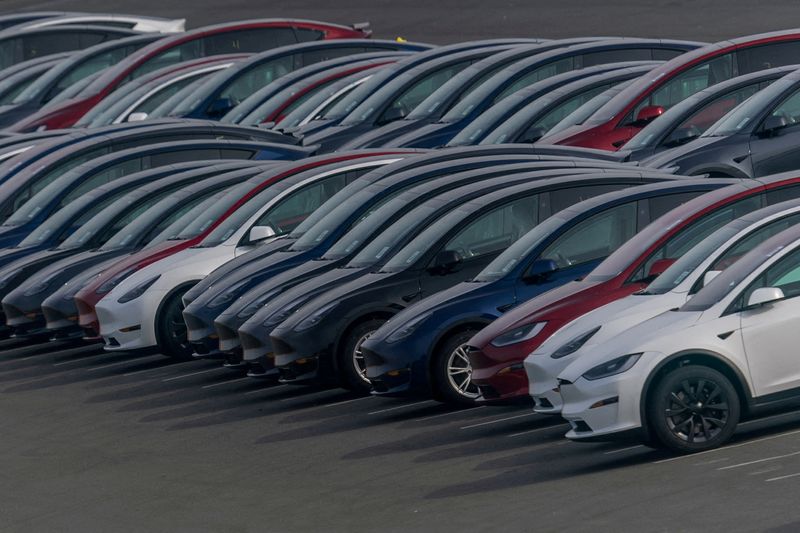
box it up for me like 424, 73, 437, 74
647, 365, 740, 453
339, 319, 386, 392
156, 289, 192, 360
433, 330, 480, 405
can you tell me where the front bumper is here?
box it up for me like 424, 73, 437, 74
184, 308, 220, 357
469, 347, 530, 403
95, 290, 164, 352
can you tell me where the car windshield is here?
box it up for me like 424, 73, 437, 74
344, 204, 440, 268
381, 208, 469, 273
56, 192, 150, 250
194, 182, 289, 247
148, 186, 236, 245
321, 68, 394, 120
289, 184, 383, 251
702, 79, 791, 137
15, 190, 109, 247
546, 84, 630, 137
474, 215, 567, 281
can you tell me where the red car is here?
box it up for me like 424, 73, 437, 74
542, 29, 800, 151
73, 149, 411, 337
467, 172, 800, 403
9, 19, 372, 132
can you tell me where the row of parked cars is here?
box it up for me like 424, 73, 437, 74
5, 12, 800, 453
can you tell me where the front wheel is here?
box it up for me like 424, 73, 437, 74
339, 319, 386, 392
156, 289, 192, 360
647, 365, 740, 453
433, 330, 480, 405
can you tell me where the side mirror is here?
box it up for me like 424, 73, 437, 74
521, 127, 547, 144
664, 126, 699, 148
702, 270, 722, 287
206, 97, 235, 118
524, 258, 559, 283
760, 114, 788, 137
126, 112, 149, 122
634, 105, 665, 127
429, 250, 463, 275
747, 286, 785, 308
248, 225, 276, 243
646, 258, 675, 280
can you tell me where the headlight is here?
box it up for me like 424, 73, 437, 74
490, 322, 546, 347
293, 301, 338, 332
237, 289, 279, 319
207, 280, 249, 309
0, 268, 21, 290
385, 312, 432, 344
117, 275, 161, 304
582, 353, 642, 381
23, 279, 52, 296
550, 326, 601, 359
96, 267, 136, 294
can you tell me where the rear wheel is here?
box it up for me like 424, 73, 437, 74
647, 365, 740, 453
339, 319, 386, 392
156, 289, 192, 360
433, 330, 480, 405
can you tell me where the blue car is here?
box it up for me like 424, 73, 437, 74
0, 139, 311, 247
360, 178, 735, 403
387, 38, 703, 148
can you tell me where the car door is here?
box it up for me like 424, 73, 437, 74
737, 247, 800, 396
748, 86, 800, 176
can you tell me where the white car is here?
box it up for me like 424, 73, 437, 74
95, 158, 397, 356
557, 222, 800, 452
21, 14, 185, 33
526, 199, 800, 414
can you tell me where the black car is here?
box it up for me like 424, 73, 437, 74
268, 170, 682, 388
0, 34, 163, 127
4, 163, 272, 336
206, 161, 645, 366
641, 66, 800, 178
620, 65, 796, 162
386, 38, 703, 148
448, 61, 657, 146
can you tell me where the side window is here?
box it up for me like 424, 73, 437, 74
77, 32, 111, 48
580, 48, 654, 67
58, 158, 147, 207
254, 173, 348, 235
217, 56, 295, 110
99, 190, 176, 242
630, 194, 763, 283
738, 41, 800, 74
201, 28, 297, 54
47, 46, 135, 102
653, 49, 687, 61
628, 53, 735, 124
494, 57, 574, 102
23, 32, 82, 60
131, 74, 206, 115
149, 149, 224, 166
64, 195, 120, 235
294, 28, 324, 42
710, 213, 800, 273
520, 85, 612, 142
761, 86, 800, 130
766, 183, 800, 205
300, 47, 368, 65
443, 195, 538, 260
549, 184, 631, 214
128, 40, 203, 80
662, 83, 762, 148
541, 202, 638, 269
648, 191, 706, 221
732, 247, 800, 312
377, 61, 472, 125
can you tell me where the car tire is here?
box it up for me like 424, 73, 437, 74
156, 289, 192, 360
647, 365, 740, 453
339, 318, 386, 392
433, 330, 480, 406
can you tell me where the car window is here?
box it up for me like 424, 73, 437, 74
732, 246, 800, 312
541, 202, 638, 269
442, 195, 539, 261
737, 41, 800, 74
202, 28, 296, 54
128, 41, 202, 80
709, 213, 800, 273
765, 86, 800, 127
628, 53, 735, 124
494, 58, 574, 102
294, 28, 324, 42
132, 74, 208, 116
217, 56, 296, 112
630, 195, 763, 283
46, 44, 141, 102
549, 184, 630, 214
517, 85, 614, 143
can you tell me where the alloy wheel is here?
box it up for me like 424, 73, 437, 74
446, 344, 480, 399
664, 377, 730, 444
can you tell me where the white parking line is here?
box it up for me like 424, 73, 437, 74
162, 367, 225, 382
604, 445, 645, 455
86, 356, 160, 372
244, 384, 288, 395
415, 405, 486, 421
718, 450, 800, 471
321, 396, 374, 408
766, 472, 800, 482
201, 377, 249, 389
122, 359, 196, 377
507, 423, 568, 438
692, 458, 729, 466
53, 354, 107, 366
740, 409, 800, 426
367, 400, 434, 415
654, 428, 800, 464
748, 466, 781, 476
460, 412, 537, 430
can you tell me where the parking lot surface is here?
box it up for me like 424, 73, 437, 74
1, 339, 800, 531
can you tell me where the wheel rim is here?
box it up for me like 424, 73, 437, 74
446, 344, 479, 399
664, 377, 730, 444
352, 331, 374, 385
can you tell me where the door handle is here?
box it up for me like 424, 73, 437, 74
732, 154, 749, 163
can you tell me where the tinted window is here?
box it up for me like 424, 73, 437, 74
541, 202, 638, 268
132, 74, 207, 115
549, 184, 630, 213
300, 47, 369, 64
648, 191, 706, 221
494, 58, 574, 102
129, 41, 202, 79
202, 28, 296, 54
295, 28, 324, 42
217, 56, 296, 111
579, 48, 653, 66
727, 246, 800, 313
738, 41, 800, 74
46, 44, 142, 102
763, 86, 800, 127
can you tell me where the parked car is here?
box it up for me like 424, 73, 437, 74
14, 12, 185, 32
466, 172, 800, 404
558, 222, 800, 452
0, 53, 73, 105
527, 198, 800, 414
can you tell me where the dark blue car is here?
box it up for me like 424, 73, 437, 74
359, 178, 734, 403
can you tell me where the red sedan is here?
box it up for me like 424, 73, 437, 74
542, 29, 800, 151
467, 172, 800, 403
9, 19, 372, 132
